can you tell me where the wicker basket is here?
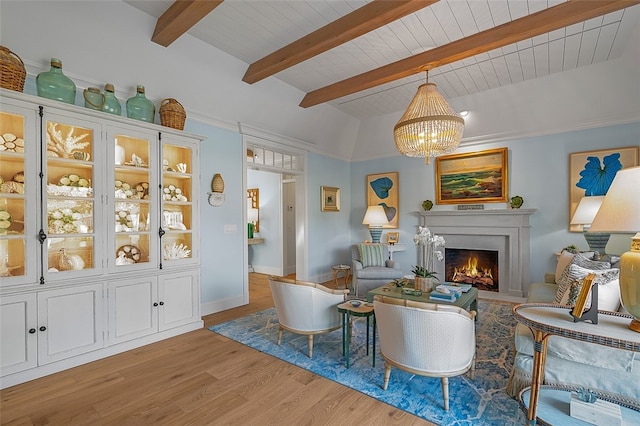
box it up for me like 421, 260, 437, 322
0, 46, 26, 92
211, 173, 224, 193
159, 98, 186, 130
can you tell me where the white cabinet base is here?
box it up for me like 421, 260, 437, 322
0, 319, 202, 389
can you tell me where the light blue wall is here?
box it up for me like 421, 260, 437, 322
306, 153, 353, 280
188, 121, 245, 306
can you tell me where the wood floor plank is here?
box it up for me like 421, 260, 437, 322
0, 273, 433, 425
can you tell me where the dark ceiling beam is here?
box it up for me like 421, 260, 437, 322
242, 0, 439, 84
152, 0, 224, 47
300, 0, 640, 108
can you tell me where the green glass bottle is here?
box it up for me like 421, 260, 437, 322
102, 83, 122, 116
126, 85, 155, 123
36, 58, 76, 104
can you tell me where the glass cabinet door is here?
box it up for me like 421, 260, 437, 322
110, 128, 157, 270
161, 140, 195, 265
0, 106, 36, 285
44, 115, 101, 278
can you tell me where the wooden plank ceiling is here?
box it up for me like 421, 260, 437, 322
127, 0, 640, 119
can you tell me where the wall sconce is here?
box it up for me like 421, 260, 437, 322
208, 173, 225, 206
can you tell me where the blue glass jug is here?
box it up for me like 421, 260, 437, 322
36, 58, 76, 104
102, 83, 122, 116
126, 85, 155, 123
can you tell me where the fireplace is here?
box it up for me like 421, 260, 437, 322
418, 208, 535, 297
445, 248, 499, 292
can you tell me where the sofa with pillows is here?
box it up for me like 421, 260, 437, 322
507, 251, 640, 400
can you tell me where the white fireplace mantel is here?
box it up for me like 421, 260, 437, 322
417, 209, 537, 297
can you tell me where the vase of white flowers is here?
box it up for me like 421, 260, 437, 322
413, 226, 445, 289
411, 265, 438, 292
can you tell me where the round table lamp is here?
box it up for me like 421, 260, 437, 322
362, 205, 389, 243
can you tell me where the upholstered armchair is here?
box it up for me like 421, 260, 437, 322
351, 243, 403, 297
373, 296, 476, 411
268, 276, 349, 358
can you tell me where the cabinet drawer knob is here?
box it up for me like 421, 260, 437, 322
39, 326, 47, 332
29, 328, 36, 334
159, 301, 164, 306
153, 302, 159, 307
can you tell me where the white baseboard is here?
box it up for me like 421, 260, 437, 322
201, 295, 246, 316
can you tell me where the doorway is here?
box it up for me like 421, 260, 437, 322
246, 169, 297, 277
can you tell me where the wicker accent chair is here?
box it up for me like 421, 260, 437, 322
373, 295, 476, 411
268, 276, 349, 358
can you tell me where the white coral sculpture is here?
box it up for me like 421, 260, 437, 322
163, 242, 191, 260
46, 122, 90, 158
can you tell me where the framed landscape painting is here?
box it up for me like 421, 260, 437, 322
366, 172, 399, 228
435, 148, 508, 205
569, 146, 638, 231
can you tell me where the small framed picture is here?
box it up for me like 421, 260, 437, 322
321, 186, 340, 212
386, 232, 399, 244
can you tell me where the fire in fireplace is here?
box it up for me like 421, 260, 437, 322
445, 248, 499, 292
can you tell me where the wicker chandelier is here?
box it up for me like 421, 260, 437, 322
394, 72, 464, 164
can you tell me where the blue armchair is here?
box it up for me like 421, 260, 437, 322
351, 243, 403, 297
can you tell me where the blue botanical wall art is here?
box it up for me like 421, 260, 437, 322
576, 153, 622, 196
569, 146, 638, 232
366, 172, 399, 228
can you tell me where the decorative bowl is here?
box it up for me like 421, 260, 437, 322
350, 300, 361, 307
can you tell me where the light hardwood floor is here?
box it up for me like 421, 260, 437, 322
1, 274, 432, 425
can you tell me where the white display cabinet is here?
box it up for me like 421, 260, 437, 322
0, 89, 202, 388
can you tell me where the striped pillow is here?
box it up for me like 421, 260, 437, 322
357, 244, 384, 267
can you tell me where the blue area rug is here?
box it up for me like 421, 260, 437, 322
209, 299, 526, 425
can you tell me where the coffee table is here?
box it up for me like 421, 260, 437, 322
367, 283, 479, 321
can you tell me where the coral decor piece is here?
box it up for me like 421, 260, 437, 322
46, 122, 89, 158
163, 242, 190, 260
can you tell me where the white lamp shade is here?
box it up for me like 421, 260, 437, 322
362, 205, 388, 226
570, 196, 604, 225
590, 167, 640, 233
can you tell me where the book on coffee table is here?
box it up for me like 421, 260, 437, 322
429, 292, 457, 302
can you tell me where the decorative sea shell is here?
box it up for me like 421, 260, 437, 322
68, 254, 85, 270
0, 181, 24, 194
58, 174, 90, 188
73, 151, 90, 161
0, 133, 24, 152
0, 209, 12, 231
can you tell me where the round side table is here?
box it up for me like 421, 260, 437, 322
332, 264, 351, 289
